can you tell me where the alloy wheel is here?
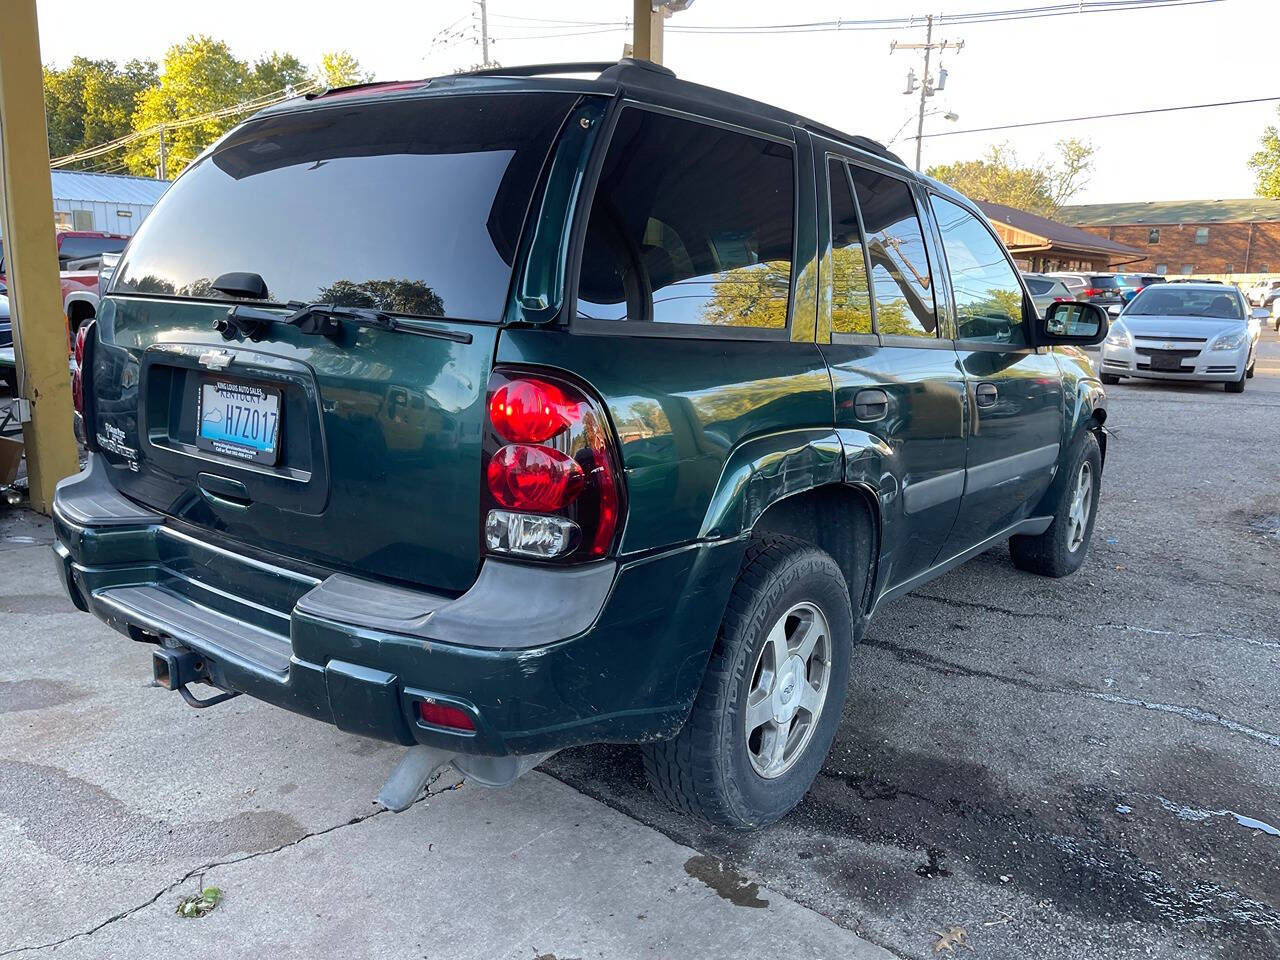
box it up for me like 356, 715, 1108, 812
744, 601, 832, 779
1066, 460, 1093, 553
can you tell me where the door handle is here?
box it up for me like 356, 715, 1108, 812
853, 388, 889, 422
975, 382, 998, 408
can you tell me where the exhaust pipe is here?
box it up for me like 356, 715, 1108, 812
376, 746, 555, 812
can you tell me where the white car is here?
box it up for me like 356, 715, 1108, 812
1098, 283, 1263, 393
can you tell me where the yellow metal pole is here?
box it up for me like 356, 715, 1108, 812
0, 0, 80, 513
632, 0, 664, 64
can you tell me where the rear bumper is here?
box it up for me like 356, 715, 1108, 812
53, 456, 743, 757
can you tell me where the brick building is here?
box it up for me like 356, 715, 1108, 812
1057, 199, 1280, 276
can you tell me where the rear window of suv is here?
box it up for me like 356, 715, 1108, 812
1087, 275, 1120, 289
112, 93, 577, 320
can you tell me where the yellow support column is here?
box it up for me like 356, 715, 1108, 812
0, 0, 80, 513
632, 0, 664, 64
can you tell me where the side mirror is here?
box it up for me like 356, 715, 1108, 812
1039, 300, 1108, 346
1251, 307, 1270, 321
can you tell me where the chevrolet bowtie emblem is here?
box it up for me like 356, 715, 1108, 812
198, 349, 233, 371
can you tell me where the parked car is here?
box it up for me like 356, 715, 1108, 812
0, 230, 128, 334
1044, 271, 1125, 309
1022, 272, 1074, 316
1246, 278, 1280, 307
1271, 296, 1280, 332
51, 60, 1110, 830
1113, 272, 1164, 303
1099, 283, 1262, 392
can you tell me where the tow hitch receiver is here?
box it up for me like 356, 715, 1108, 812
152, 647, 242, 709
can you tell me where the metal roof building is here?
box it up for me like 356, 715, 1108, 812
48, 170, 171, 236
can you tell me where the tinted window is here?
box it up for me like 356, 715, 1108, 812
114, 93, 576, 320
59, 236, 126, 261
931, 196, 1026, 345
577, 108, 794, 329
1087, 275, 1120, 289
848, 166, 936, 337
1024, 278, 1053, 295
827, 160, 872, 335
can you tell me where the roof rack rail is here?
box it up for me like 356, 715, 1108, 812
455, 62, 619, 79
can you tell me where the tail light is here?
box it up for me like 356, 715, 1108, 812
1052, 296, 1072, 302
71, 322, 89, 415
1082, 287, 1102, 297
481, 368, 624, 561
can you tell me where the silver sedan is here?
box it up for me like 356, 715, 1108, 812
1098, 283, 1263, 393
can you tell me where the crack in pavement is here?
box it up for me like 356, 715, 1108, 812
908, 592, 1279, 652
863, 638, 1280, 750
0, 774, 463, 957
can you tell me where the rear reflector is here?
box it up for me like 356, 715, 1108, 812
417, 700, 475, 732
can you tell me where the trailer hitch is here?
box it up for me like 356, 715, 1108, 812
152, 647, 242, 709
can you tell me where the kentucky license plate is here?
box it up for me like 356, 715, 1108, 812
196, 379, 281, 465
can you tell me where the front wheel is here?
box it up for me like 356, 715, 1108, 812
1226, 370, 1246, 393
1010, 431, 1102, 578
642, 536, 854, 829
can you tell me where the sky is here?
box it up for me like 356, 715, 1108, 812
34, 0, 1280, 205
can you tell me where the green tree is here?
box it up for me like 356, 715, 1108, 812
700, 262, 790, 328
44, 57, 157, 165
317, 51, 373, 88
926, 138, 1095, 216
1249, 109, 1280, 198
123, 37, 320, 178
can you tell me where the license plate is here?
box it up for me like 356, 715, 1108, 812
1150, 355, 1184, 372
196, 379, 281, 465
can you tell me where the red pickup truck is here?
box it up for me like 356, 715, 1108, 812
0, 230, 129, 332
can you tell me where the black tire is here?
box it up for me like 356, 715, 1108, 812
1225, 370, 1246, 393
1099, 373, 1121, 385
642, 535, 855, 830
1010, 431, 1102, 578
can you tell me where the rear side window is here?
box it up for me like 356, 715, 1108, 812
929, 195, 1027, 346
848, 166, 936, 338
1024, 278, 1053, 295
113, 93, 577, 320
827, 159, 872, 335
59, 236, 126, 261
577, 108, 794, 330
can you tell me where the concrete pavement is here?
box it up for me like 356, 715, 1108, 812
0, 513, 891, 960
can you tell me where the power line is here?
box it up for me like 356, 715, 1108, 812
920, 95, 1280, 138
50, 82, 317, 168
489, 0, 1221, 40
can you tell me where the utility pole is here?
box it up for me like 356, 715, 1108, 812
477, 0, 490, 68
157, 126, 167, 180
0, 0, 81, 512
891, 16, 963, 169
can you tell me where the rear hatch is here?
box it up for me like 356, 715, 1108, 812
91, 90, 579, 594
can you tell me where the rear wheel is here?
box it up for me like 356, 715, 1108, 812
1010, 431, 1101, 578
642, 536, 854, 829
1099, 373, 1121, 385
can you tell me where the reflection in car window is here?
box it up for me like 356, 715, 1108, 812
848, 166, 936, 337
1127, 287, 1243, 319
827, 160, 872, 335
113, 93, 576, 320
930, 196, 1026, 345
577, 108, 794, 330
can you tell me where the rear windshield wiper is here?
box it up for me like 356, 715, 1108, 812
216, 301, 472, 344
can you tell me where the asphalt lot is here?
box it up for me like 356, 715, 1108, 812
2, 328, 1278, 959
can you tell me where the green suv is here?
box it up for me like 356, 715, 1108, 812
53, 60, 1109, 829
